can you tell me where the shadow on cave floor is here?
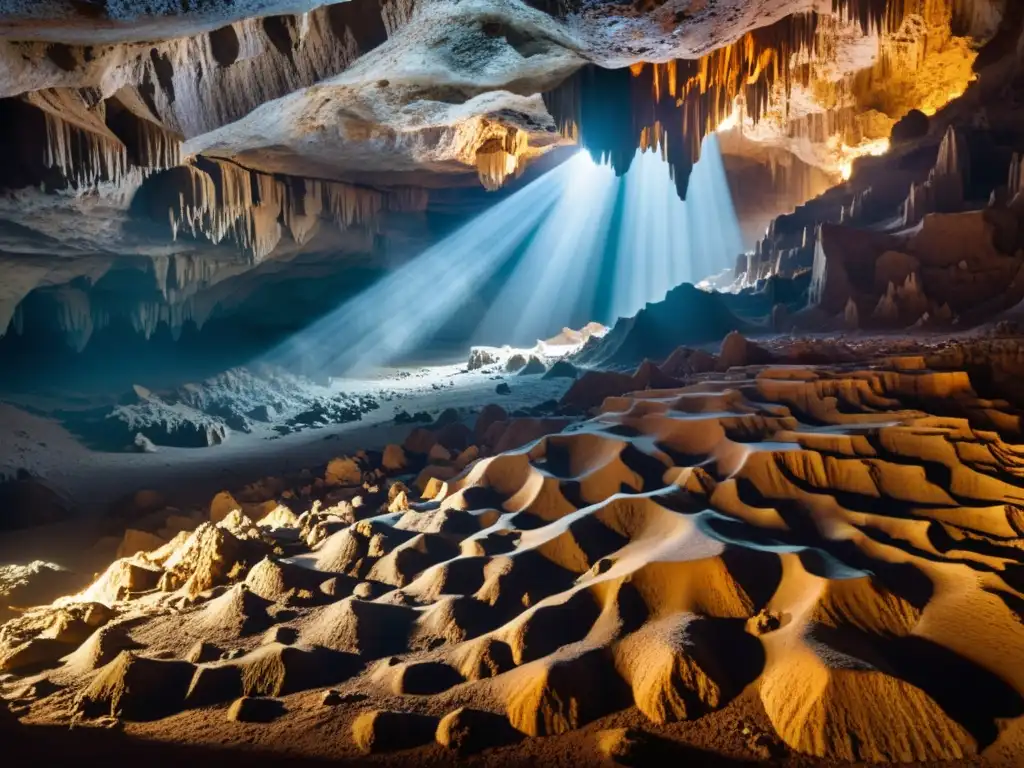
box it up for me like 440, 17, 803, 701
2, 722, 759, 767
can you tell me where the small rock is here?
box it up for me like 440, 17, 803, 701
132, 433, 158, 453
226, 696, 285, 723
322, 690, 367, 706
351, 709, 438, 753
263, 626, 298, 645
321, 689, 342, 706
427, 443, 451, 463
436, 706, 520, 754
597, 727, 652, 765
746, 608, 783, 635
495, 383, 511, 395
352, 582, 374, 599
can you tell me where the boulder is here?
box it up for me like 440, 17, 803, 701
226, 696, 285, 723
467, 348, 499, 370
403, 428, 437, 455
474, 404, 508, 441
891, 109, 929, 144
436, 707, 520, 754
78, 651, 194, 720
325, 456, 362, 487
381, 444, 407, 472
209, 491, 241, 524
352, 709, 438, 753
505, 354, 528, 372
542, 360, 578, 379
517, 356, 547, 376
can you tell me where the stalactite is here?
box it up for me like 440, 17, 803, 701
12, 304, 24, 336
152, 256, 170, 298
388, 186, 430, 212
833, 0, 906, 34
41, 110, 127, 188
131, 118, 182, 172
546, 0, 979, 200
545, 13, 823, 199
130, 299, 209, 341
475, 130, 528, 191
53, 286, 111, 352
321, 180, 384, 229
283, 178, 323, 247
153, 157, 388, 261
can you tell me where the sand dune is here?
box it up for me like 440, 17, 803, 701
2, 358, 1024, 764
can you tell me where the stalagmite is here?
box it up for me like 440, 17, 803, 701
901, 126, 967, 226
1008, 152, 1024, 207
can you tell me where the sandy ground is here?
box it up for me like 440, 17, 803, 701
1, 351, 1023, 766
0, 364, 571, 571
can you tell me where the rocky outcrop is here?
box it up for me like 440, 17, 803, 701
807, 198, 1024, 329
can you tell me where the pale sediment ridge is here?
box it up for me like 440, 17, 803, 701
2, 356, 1023, 765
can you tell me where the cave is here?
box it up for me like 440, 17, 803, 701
2, 0, 1024, 764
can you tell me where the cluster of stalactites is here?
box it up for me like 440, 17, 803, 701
131, 299, 210, 341
167, 158, 387, 262
20, 89, 184, 189
474, 130, 528, 191
42, 110, 128, 189
644, 10, 821, 128
544, 13, 824, 198
833, 0, 968, 36
387, 186, 430, 213
833, 0, 908, 34
132, 118, 183, 173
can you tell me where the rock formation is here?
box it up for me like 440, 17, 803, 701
3, 343, 1024, 762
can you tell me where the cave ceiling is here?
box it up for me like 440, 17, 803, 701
0, 0, 1008, 349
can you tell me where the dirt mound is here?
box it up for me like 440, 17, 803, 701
159, 522, 263, 596
0, 473, 71, 531
573, 283, 747, 368
78, 651, 195, 720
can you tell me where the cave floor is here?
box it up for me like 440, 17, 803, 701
0, 363, 571, 576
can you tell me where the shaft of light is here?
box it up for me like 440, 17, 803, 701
475, 152, 619, 346
611, 134, 742, 320
263, 160, 572, 375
